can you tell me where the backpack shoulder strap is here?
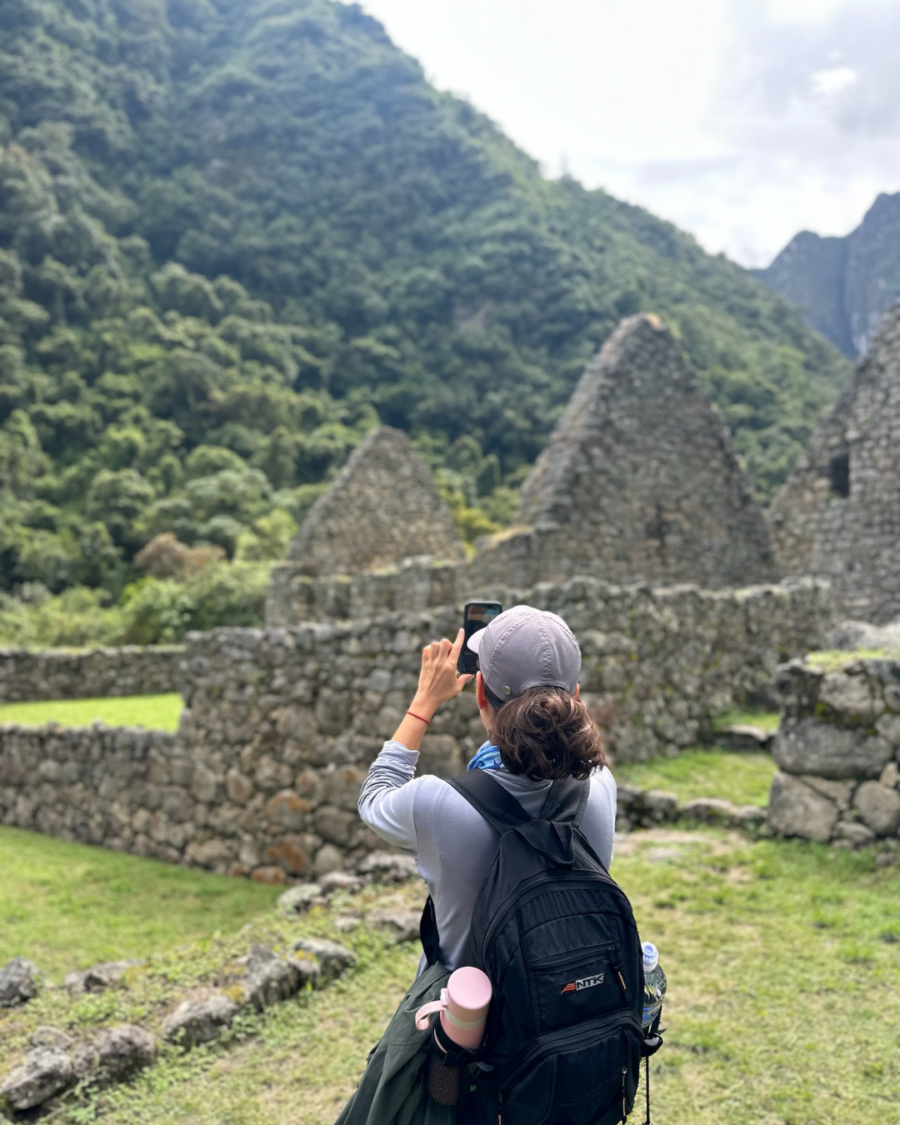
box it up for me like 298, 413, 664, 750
539, 777, 590, 827
446, 770, 532, 836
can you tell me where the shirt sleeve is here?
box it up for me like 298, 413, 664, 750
357, 739, 422, 852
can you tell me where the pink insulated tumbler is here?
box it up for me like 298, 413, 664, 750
414, 966, 492, 1050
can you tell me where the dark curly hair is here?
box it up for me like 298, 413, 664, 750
485, 683, 608, 781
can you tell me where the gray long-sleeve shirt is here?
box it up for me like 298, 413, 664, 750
358, 740, 618, 971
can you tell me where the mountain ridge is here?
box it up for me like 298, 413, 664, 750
0, 0, 851, 601
756, 191, 900, 358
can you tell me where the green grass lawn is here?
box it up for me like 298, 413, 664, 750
615, 746, 777, 806
0, 827, 282, 979
7, 828, 888, 1125
0, 693, 182, 731
713, 706, 781, 733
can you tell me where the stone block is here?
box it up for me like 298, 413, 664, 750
251, 865, 287, 884
768, 772, 839, 842
368, 908, 422, 944
880, 761, 900, 789
795, 774, 853, 811
225, 768, 254, 805
186, 838, 234, 869
315, 687, 350, 737
0, 957, 39, 1008
356, 851, 418, 883
833, 820, 877, 847
163, 991, 238, 1047
254, 755, 292, 792
275, 705, 318, 743
322, 765, 366, 811
314, 843, 345, 877
642, 790, 679, 820
228, 945, 306, 1011
773, 721, 893, 779
314, 805, 358, 848
318, 870, 364, 895
72, 1024, 156, 1087
853, 781, 900, 837
190, 765, 219, 803
817, 673, 880, 723
295, 767, 323, 802
277, 883, 324, 915
63, 960, 141, 995
680, 798, 735, 824
293, 937, 356, 982
29, 1028, 73, 1051
0, 1047, 75, 1110
265, 789, 311, 832
264, 834, 315, 876
418, 735, 465, 779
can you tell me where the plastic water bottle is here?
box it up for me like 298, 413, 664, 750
641, 942, 666, 1030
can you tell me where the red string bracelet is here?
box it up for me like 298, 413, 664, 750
406, 710, 431, 725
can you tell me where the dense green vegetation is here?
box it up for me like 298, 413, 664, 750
0, 0, 851, 640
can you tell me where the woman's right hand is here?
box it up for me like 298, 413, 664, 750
411, 629, 473, 718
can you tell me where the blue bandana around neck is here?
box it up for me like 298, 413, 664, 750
467, 741, 504, 771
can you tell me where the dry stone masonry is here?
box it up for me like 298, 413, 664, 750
0, 646, 182, 703
0, 858, 409, 1118
285, 426, 463, 577
768, 302, 900, 624
1, 576, 831, 880
268, 316, 779, 626
768, 656, 900, 846
470, 315, 778, 590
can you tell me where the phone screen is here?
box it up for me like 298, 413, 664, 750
459, 602, 502, 675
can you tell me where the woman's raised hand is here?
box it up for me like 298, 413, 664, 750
412, 629, 473, 718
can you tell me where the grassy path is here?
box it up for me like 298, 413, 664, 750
0, 694, 183, 731
80, 829, 900, 1125
614, 747, 776, 805
0, 827, 282, 979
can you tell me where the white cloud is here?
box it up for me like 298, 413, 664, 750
360, 0, 900, 266
811, 66, 859, 96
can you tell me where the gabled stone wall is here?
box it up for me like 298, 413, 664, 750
768, 302, 900, 623
769, 657, 900, 845
482, 315, 777, 590
285, 427, 462, 579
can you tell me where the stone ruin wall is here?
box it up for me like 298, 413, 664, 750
0, 647, 183, 704
768, 302, 900, 624
0, 577, 833, 882
492, 315, 777, 591
768, 657, 900, 846
287, 426, 462, 578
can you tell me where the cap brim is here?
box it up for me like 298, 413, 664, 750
467, 629, 486, 654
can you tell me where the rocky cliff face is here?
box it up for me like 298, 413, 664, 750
757, 192, 900, 357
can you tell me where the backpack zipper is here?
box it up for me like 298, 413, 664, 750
498, 1012, 642, 1121
529, 941, 617, 971
480, 873, 635, 964
501, 1009, 643, 1091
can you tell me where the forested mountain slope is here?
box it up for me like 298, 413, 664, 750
0, 0, 850, 600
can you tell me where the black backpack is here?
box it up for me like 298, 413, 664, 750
421, 769, 648, 1125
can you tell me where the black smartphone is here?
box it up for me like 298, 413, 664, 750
458, 601, 503, 675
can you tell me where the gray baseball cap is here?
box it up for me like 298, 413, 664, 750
467, 605, 581, 699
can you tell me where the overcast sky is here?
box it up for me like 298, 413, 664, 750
359, 0, 900, 267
